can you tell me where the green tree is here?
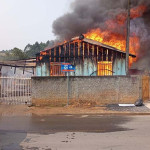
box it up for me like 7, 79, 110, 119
3, 48, 28, 60
1, 40, 55, 60
25, 40, 54, 57
11, 47, 28, 60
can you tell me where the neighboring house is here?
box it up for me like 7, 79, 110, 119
0, 51, 6, 57
36, 36, 136, 76
0, 58, 36, 78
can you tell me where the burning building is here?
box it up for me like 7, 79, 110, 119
36, 35, 136, 76
32, 0, 150, 106
52, 0, 150, 73
36, 0, 150, 76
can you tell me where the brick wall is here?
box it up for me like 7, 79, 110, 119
31, 76, 142, 106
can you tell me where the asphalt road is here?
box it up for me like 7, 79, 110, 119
0, 114, 150, 150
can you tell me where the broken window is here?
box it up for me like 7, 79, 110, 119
98, 61, 113, 76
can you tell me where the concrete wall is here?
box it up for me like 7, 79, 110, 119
32, 76, 141, 106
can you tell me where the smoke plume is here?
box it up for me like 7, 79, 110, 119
52, 0, 150, 71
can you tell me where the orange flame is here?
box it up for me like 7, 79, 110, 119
116, 5, 147, 25
84, 4, 146, 66
40, 51, 47, 56
85, 28, 140, 55
131, 5, 147, 19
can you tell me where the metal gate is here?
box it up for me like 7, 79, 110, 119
0, 77, 31, 105
142, 76, 150, 101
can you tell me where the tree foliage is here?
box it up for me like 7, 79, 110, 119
2, 48, 28, 61
24, 40, 54, 57
0, 40, 55, 61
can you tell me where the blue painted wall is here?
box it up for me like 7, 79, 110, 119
36, 63, 50, 76
36, 58, 126, 76
74, 59, 97, 76
113, 57, 126, 76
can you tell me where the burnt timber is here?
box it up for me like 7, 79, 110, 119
36, 36, 136, 76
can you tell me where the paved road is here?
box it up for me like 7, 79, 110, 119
0, 114, 150, 150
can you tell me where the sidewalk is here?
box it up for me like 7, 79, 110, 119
0, 104, 150, 116
105, 103, 150, 115
145, 102, 150, 109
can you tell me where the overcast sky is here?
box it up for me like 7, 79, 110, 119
0, 0, 74, 51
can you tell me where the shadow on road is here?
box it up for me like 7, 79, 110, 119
0, 131, 27, 150
0, 114, 133, 149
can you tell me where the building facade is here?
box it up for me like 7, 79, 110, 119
36, 36, 136, 76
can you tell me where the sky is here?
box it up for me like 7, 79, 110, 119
0, 0, 74, 51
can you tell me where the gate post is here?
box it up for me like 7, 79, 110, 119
139, 75, 142, 100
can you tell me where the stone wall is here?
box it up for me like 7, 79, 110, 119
32, 76, 142, 106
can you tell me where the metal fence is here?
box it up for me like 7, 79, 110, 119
0, 77, 31, 105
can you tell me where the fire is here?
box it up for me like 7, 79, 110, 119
85, 28, 139, 66
84, 4, 146, 66
39, 56, 43, 61
40, 51, 47, 56
116, 5, 147, 25
98, 61, 113, 76
85, 28, 140, 55
131, 5, 147, 19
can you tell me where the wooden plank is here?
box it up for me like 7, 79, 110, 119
142, 76, 150, 101
78, 42, 80, 57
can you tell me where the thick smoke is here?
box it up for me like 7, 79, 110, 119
52, 0, 150, 71
53, 0, 126, 40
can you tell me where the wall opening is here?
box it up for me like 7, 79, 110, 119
50, 63, 65, 76
98, 61, 113, 76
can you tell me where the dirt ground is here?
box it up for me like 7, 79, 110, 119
0, 104, 150, 116
0, 105, 108, 116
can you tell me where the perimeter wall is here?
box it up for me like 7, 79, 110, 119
31, 76, 149, 106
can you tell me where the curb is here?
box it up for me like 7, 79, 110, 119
32, 112, 150, 116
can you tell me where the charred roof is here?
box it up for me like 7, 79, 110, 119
40, 36, 136, 58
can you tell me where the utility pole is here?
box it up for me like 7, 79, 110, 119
0, 66, 2, 99
0, 65, 2, 77
126, 0, 131, 76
